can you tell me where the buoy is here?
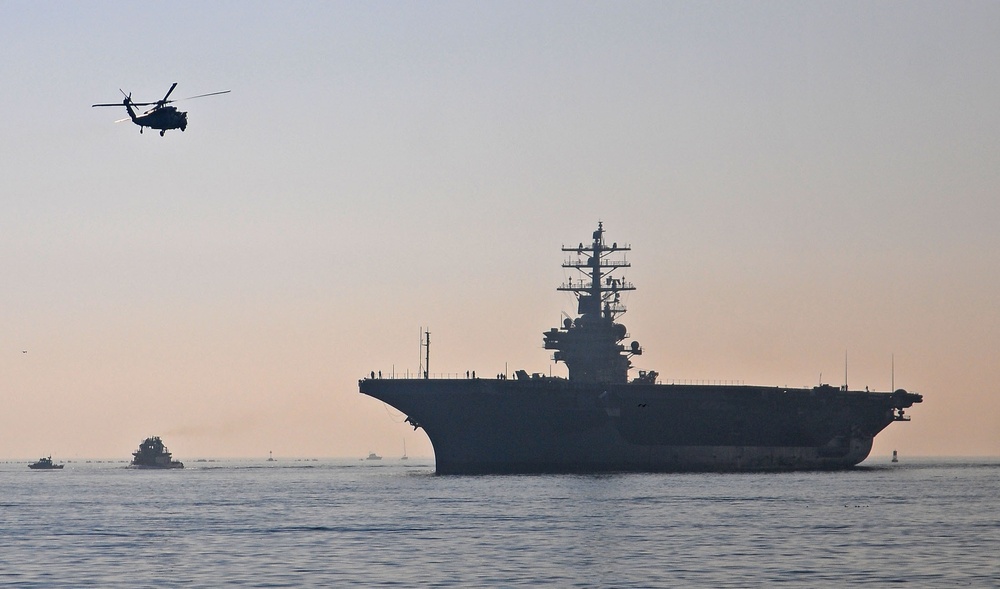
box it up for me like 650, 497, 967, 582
891, 450, 898, 463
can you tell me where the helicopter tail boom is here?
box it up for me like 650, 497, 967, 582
122, 92, 138, 122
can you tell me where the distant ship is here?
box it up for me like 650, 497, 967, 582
28, 456, 64, 470
130, 436, 184, 469
360, 223, 924, 474
365, 452, 382, 461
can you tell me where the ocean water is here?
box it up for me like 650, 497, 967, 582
1, 457, 997, 587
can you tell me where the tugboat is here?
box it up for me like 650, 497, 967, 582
130, 436, 184, 469
28, 456, 64, 470
360, 223, 924, 474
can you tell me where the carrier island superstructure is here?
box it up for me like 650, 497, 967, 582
360, 223, 922, 474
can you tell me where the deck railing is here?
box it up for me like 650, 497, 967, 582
363, 372, 752, 385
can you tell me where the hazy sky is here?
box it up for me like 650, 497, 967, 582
2, 2, 998, 460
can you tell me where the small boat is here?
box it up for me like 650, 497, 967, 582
28, 456, 64, 470
130, 436, 184, 469
365, 452, 382, 461
267, 450, 275, 462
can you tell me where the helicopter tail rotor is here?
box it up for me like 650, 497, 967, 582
119, 91, 138, 121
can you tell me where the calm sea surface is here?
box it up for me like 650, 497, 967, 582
1, 457, 997, 587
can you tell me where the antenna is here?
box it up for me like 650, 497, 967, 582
844, 349, 848, 391
891, 353, 895, 392
422, 329, 431, 379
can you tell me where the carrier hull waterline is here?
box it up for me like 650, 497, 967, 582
359, 223, 922, 474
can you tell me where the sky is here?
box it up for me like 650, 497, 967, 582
2, 1, 998, 460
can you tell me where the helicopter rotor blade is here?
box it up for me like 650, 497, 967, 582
172, 90, 231, 102
93, 85, 228, 108
160, 82, 178, 104
114, 117, 132, 123
94, 89, 139, 107
94, 101, 156, 107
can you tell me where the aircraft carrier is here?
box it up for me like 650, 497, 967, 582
359, 223, 923, 474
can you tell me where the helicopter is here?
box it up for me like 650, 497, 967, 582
92, 83, 230, 136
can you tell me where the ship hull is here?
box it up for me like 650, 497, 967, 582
360, 378, 918, 474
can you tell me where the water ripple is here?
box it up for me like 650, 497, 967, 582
1, 458, 997, 587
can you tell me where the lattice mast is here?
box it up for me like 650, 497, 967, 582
543, 222, 642, 383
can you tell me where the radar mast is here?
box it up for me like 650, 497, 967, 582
543, 222, 642, 383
